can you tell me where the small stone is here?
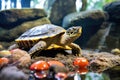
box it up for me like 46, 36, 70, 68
0, 57, 9, 68
111, 48, 120, 55
0, 50, 11, 57
0, 44, 3, 49
0, 66, 28, 80
10, 49, 31, 67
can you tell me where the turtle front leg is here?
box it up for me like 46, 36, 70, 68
29, 41, 47, 58
68, 43, 82, 56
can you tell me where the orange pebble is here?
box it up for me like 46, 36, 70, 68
73, 57, 89, 68
30, 60, 49, 71
47, 60, 65, 67
0, 57, 9, 66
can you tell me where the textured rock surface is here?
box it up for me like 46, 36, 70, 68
85, 52, 120, 73
10, 49, 31, 67
0, 8, 47, 29
86, 22, 110, 50
104, 24, 120, 51
19, 50, 120, 80
87, 23, 120, 52
0, 66, 28, 80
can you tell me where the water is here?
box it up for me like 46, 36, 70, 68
85, 72, 110, 80
97, 23, 112, 52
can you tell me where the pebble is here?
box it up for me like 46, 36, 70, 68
0, 66, 28, 80
0, 50, 11, 57
10, 48, 31, 67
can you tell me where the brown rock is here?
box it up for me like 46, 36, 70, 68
49, 0, 76, 26
104, 24, 120, 51
111, 48, 120, 55
0, 66, 28, 80
0, 44, 3, 50
0, 50, 11, 57
0, 8, 47, 29
10, 49, 31, 67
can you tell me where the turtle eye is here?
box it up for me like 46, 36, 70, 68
66, 28, 73, 35
66, 27, 80, 37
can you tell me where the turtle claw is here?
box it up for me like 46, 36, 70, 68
75, 53, 81, 57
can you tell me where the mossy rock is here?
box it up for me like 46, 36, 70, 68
0, 8, 47, 29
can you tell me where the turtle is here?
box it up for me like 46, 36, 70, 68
15, 24, 82, 57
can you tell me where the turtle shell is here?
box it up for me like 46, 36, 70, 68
15, 24, 66, 49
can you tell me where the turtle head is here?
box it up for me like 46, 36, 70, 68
66, 26, 82, 37
61, 26, 82, 45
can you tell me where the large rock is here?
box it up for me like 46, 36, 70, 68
103, 1, 120, 51
103, 1, 120, 23
44, 0, 56, 13
86, 25, 108, 49
0, 8, 47, 29
0, 17, 51, 49
104, 23, 120, 51
49, 0, 76, 26
62, 10, 107, 48
88, 23, 120, 52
